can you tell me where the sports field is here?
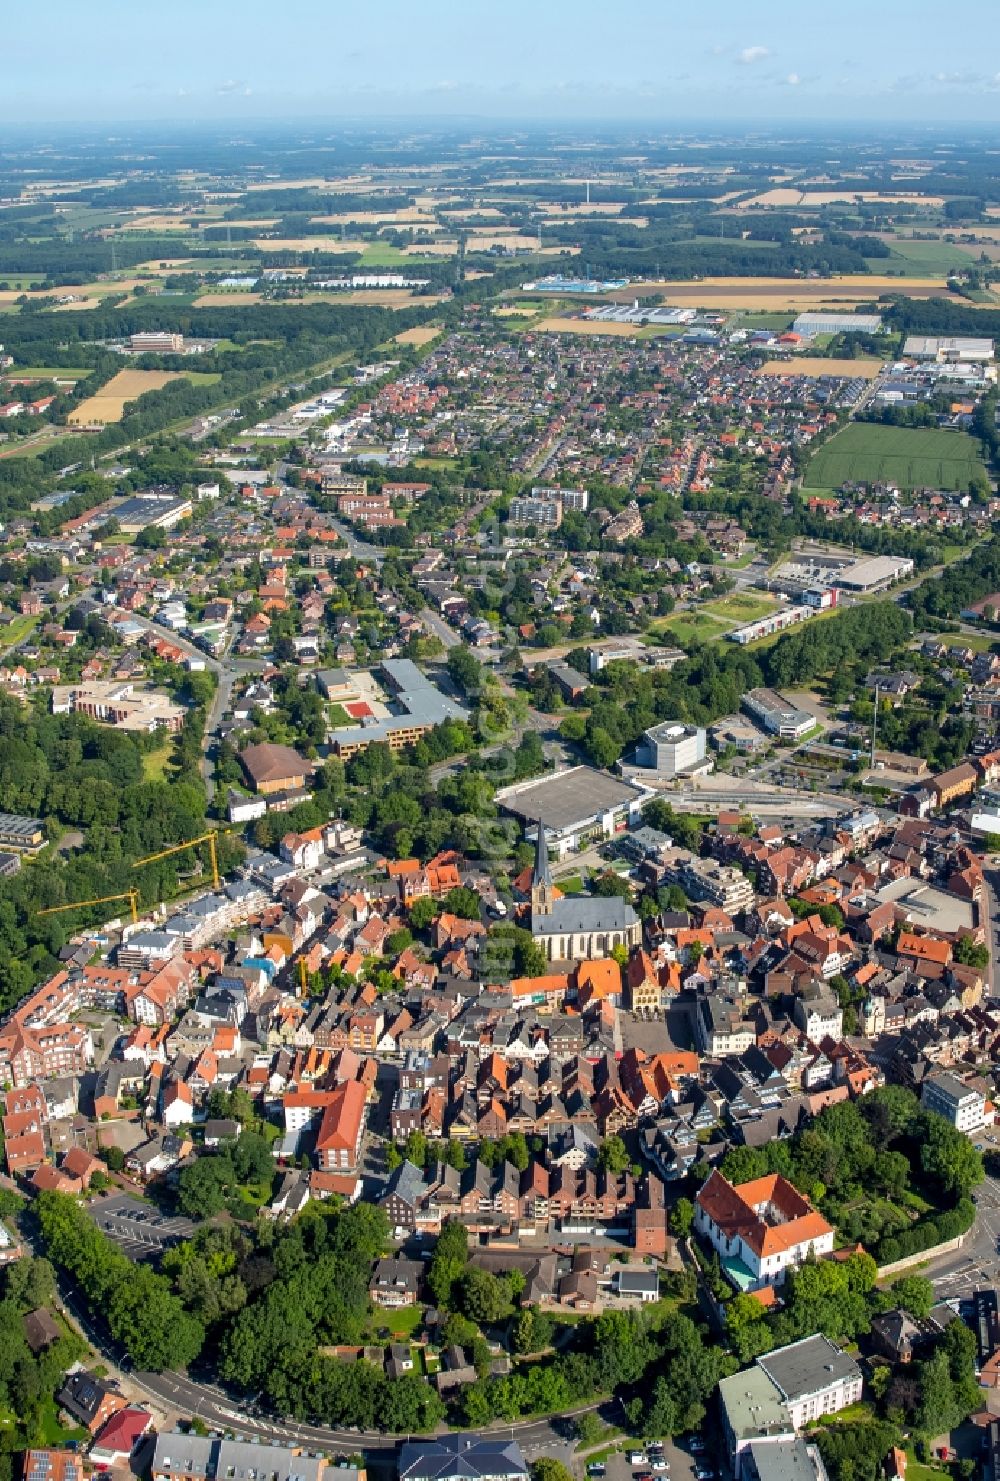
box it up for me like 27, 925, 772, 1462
68, 370, 185, 425
805, 423, 988, 491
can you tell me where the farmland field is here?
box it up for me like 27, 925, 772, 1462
605, 275, 950, 310
68, 370, 187, 425
755, 357, 883, 378
394, 326, 441, 346
805, 423, 988, 491
870, 238, 979, 276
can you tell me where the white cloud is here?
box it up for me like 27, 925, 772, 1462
738, 45, 770, 65
216, 79, 244, 94
785, 72, 801, 86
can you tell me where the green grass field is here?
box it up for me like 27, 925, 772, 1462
805, 422, 988, 491
727, 311, 794, 331
359, 242, 438, 265
142, 741, 174, 781
9, 366, 90, 379
702, 592, 779, 623
868, 238, 976, 276
649, 611, 733, 645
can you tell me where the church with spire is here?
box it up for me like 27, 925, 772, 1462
529, 821, 642, 963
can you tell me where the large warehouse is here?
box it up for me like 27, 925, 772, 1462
495, 766, 649, 857
836, 555, 914, 591
792, 311, 883, 336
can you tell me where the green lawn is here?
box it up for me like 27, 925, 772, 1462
142, 741, 174, 781
702, 593, 780, 623
648, 610, 733, 646
902, 1449, 950, 1481
35, 1396, 90, 1447
9, 366, 90, 379
0, 614, 40, 649
727, 311, 794, 331
368, 1304, 425, 1339
182, 371, 222, 385
553, 873, 584, 894
805, 422, 989, 492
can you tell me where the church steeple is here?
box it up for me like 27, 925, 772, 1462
531, 820, 554, 916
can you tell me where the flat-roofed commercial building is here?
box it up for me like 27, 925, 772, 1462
793, 311, 883, 335
836, 555, 914, 591
129, 331, 184, 353
114, 494, 193, 532
0, 813, 45, 852
743, 688, 814, 740
903, 336, 994, 362
495, 765, 648, 857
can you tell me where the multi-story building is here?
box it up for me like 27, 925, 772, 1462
0, 1021, 93, 1088
695, 993, 756, 1057
509, 494, 563, 529
921, 1070, 988, 1133
695, 1170, 834, 1289
720, 1336, 862, 1477
637, 722, 708, 778
51, 681, 185, 734
130, 331, 184, 353
681, 857, 755, 915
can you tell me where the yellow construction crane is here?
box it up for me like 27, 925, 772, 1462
134, 830, 225, 891
37, 889, 140, 926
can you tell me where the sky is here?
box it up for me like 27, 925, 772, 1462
4, 0, 1000, 127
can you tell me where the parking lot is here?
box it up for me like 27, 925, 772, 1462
597, 1434, 711, 1481
87, 1193, 195, 1261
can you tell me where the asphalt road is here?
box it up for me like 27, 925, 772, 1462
35, 1222, 593, 1463
925, 1162, 1000, 1301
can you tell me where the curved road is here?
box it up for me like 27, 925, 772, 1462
50, 1261, 583, 1463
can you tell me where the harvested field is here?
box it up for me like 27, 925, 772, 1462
310, 207, 436, 225
394, 325, 442, 346
68, 370, 185, 426
739, 189, 946, 209
535, 317, 647, 337
755, 358, 883, 378
252, 237, 364, 252
313, 289, 446, 306
195, 292, 264, 306
605, 275, 948, 309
